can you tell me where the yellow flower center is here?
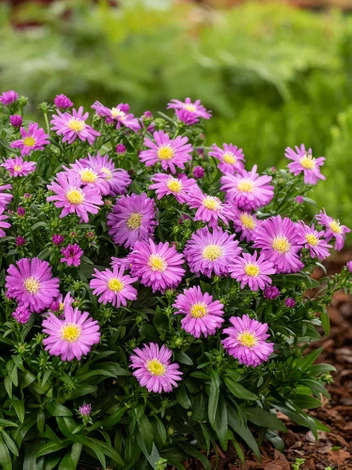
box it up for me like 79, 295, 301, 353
237, 179, 254, 193
111, 108, 126, 119
61, 323, 81, 343
202, 244, 223, 261
157, 145, 174, 160
13, 165, 22, 172
146, 359, 166, 376
23, 136, 36, 147
240, 213, 256, 230
24, 276, 40, 294
184, 104, 197, 112
148, 254, 167, 272
66, 188, 85, 205
244, 263, 260, 277
107, 278, 124, 292
272, 236, 291, 253
329, 220, 342, 234
127, 212, 142, 230
80, 169, 98, 183
68, 118, 85, 132
237, 331, 258, 348
223, 152, 236, 165
190, 302, 208, 318
300, 153, 315, 169
202, 196, 221, 211
305, 233, 318, 246
167, 178, 182, 193
100, 167, 112, 180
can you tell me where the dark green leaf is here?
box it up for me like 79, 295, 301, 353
244, 408, 287, 432
224, 378, 258, 401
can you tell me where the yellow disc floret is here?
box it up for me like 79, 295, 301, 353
237, 331, 258, 348
223, 152, 236, 165
240, 213, 256, 230
202, 196, 221, 211
61, 324, 81, 343
148, 254, 167, 272
300, 153, 316, 169
111, 108, 126, 119
14, 165, 22, 172
24, 277, 40, 294
190, 302, 208, 318
167, 178, 182, 193
127, 212, 142, 230
108, 278, 124, 292
184, 104, 197, 112
237, 179, 254, 193
157, 145, 174, 160
23, 137, 36, 147
66, 188, 85, 204
272, 236, 290, 253
146, 359, 166, 376
305, 233, 319, 246
100, 167, 112, 180
202, 244, 223, 261
68, 119, 85, 132
329, 220, 342, 234
80, 169, 98, 183
244, 264, 260, 277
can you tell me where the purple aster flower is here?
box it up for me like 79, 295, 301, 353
184, 226, 242, 278
107, 193, 157, 249
222, 315, 274, 367
12, 305, 31, 324
116, 144, 127, 155
0, 207, 11, 238
315, 209, 350, 251
91, 101, 140, 131
139, 130, 193, 174
50, 292, 74, 314
51, 107, 100, 145
47, 171, 104, 223
5, 258, 60, 313
0, 90, 18, 106
221, 165, 274, 211
295, 196, 304, 204
167, 97, 211, 120
209, 143, 245, 175
52, 234, 65, 246
17, 207, 25, 217
0, 184, 13, 209
16, 236, 26, 247
54, 94, 73, 109
90, 266, 138, 307
149, 173, 197, 204
130, 343, 183, 393
60, 244, 83, 267
285, 144, 325, 185
10, 115, 23, 127
67, 160, 110, 196
193, 166, 205, 179
263, 286, 280, 300
11, 123, 50, 156
143, 111, 153, 119
346, 261, 352, 273
253, 215, 304, 274
296, 222, 332, 260
185, 186, 233, 228
1, 156, 36, 177
127, 239, 185, 293
79, 404, 91, 416
173, 286, 225, 338
285, 298, 296, 308
229, 251, 275, 291
232, 209, 259, 243
175, 108, 199, 125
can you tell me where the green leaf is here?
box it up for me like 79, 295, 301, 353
37, 411, 45, 433
46, 402, 72, 417
1, 430, 19, 457
58, 443, 82, 470
215, 395, 228, 450
227, 407, 261, 460
176, 384, 191, 409
224, 378, 258, 401
136, 434, 160, 469
299, 348, 324, 371
37, 441, 69, 458
0, 435, 12, 470
309, 363, 336, 376
137, 412, 153, 455
4, 376, 12, 399
175, 350, 193, 365
176, 442, 211, 470
0, 419, 18, 428
208, 370, 220, 430
11, 399, 25, 423
244, 407, 287, 432
292, 395, 322, 409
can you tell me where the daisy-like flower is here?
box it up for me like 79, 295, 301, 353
107, 193, 157, 249
173, 286, 225, 338
127, 239, 185, 293
149, 173, 196, 204
130, 343, 183, 393
184, 227, 242, 278
1, 156, 36, 177
229, 251, 275, 291
11, 123, 49, 156
60, 244, 84, 267
47, 171, 104, 223
0, 90, 18, 106
90, 266, 138, 307
51, 107, 100, 145
139, 130, 193, 174
5, 258, 60, 313
296, 222, 332, 260
263, 286, 280, 300
42, 304, 100, 361
285, 144, 325, 185
222, 315, 274, 367
54, 94, 73, 109
221, 165, 274, 211
167, 97, 211, 120
67, 160, 110, 196
0, 207, 11, 238
209, 143, 245, 175
253, 215, 304, 274
185, 186, 232, 228
232, 209, 259, 243
175, 108, 199, 125
315, 209, 350, 251
12, 305, 31, 324
91, 101, 140, 131
0, 184, 13, 209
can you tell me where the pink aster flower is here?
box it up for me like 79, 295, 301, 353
185, 186, 232, 228
130, 343, 183, 393
139, 130, 193, 174
51, 107, 100, 145
79, 404, 91, 416
5, 258, 60, 313
11, 123, 49, 156
220, 165, 274, 211
47, 171, 103, 223
173, 286, 225, 338
263, 286, 280, 300
90, 266, 138, 307
0, 184, 13, 209
67, 160, 110, 196
52, 234, 65, 246
315, 209, 350, 251
60, 244, 84, 267
91, 101, 140, 131
16, 236, 26, 247
0, 207, 11, 238
232, 209, 259, 243
149, 173, 196, 204
116, 144, 126, 155
1, 156, 36, 177
230, 251, 275, 291
193, 166, 205, 179
127, 239, 185, 293
107, 193, 157, 249
222, 315, 274, 367
42, 304, 100, 361
285, 298, 296, 308
54, 94, 73, 109
296, 222, 332, 260
209, 144, 245, 175
50, 292, 74, 314
10, 115, 22, 127
346, 261, 352, 273
253, 215, 304, 274
12, 305, 31, 324
184, 227, 242, 278
167, 98, 211, 120
175, 108, 199, 125
0, 90, 18, 106
285, 144, 325, 185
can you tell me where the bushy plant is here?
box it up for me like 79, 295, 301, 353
0, 91, 351, 470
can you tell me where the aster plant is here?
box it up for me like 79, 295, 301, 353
0, 92, 351, 470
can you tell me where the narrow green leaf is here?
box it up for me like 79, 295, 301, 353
208, 371, 220, 429
244, 407, 287, 432
224, 378, 258, 401
0, 435, 12, 470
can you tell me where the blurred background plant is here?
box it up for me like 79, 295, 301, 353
1, 0, 351, 241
